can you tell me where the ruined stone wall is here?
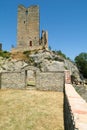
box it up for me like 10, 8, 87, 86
0, 70, 64, 91
41, 30, 48, 49
17, 5, 39, 50
0, 72, 25, 89
36, 71, 64, 91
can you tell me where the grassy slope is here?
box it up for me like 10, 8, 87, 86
0, 90, 64, 130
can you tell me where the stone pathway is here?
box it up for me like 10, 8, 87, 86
65, 84, 87, 130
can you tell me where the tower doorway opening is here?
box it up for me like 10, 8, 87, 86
29, 41, 32, 46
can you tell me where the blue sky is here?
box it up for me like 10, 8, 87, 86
0, 0, 87, 60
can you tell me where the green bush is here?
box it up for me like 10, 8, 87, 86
0, 51, 11, 59
23, 51, 31, 56
52, 50, 66, 59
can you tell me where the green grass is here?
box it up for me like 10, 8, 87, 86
0, 90, 64, 130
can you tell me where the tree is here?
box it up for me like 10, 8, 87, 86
74, 52, 87, 78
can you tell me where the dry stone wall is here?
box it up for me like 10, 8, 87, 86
0, 70, 65, 91
36, 71, 65, 91
0, 72, 25, 89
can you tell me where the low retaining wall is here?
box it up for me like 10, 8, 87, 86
0, 71, 65, 91
64, 84, 87, 130
0, 72, 25, 89
36, 71, 64, 91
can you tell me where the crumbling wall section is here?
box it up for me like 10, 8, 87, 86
40, 30, 48, 49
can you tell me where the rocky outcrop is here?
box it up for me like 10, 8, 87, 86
30, 51, 65, 71
30, 50, 81, 81
0, 57, 28, 72
64, 59, 81, 81
0, 50, 81, 81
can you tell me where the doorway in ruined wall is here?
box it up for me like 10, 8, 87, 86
25, 70, 36, 88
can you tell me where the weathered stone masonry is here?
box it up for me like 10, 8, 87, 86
0, 72, 25, 89
36, 71, 65, 91
17, 5, 40, 49
12, 5, 48, 52
0, 70, 65, 92
0, 68, 71, 91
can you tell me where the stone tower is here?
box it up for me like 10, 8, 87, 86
12, 5, 48, 52
17, 5, 40, 50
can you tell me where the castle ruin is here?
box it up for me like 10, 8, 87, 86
12, 5, 48, 52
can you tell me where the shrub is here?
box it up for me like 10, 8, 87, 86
75, 52, 87, 78
0, 51, 11, 59
23, 51, 31, 56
